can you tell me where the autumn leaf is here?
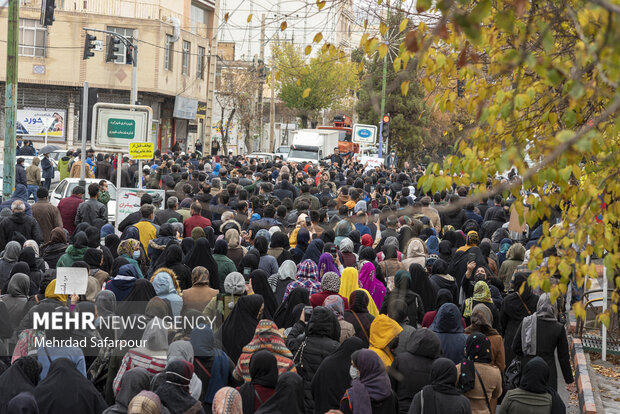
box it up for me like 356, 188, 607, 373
280, 21, 287, 31
224, 12, 229, 22
457, 47, 467, 68
380, 22, 388, 36
378, 43, 388, 58
401, 80, 410, 96
247, 14, 253, 23
296, 78, 301, 86
316, 0, 326, 11
417, 0, 431, 12
313, 32, 323, 43
275, 71, 281, 81
302, 88, 311, 98
404, 31, 418, 53
438, 24, 449, 40
515, 0, 527, 17
399, 18, 409, 32
304, 45, 312, 55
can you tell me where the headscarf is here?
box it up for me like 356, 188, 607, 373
7, 392, 39, 414
521, 293, 557, 356
94, 290, 116, 318
2, 241, 22, 262
19, 248, 37, 271
457, 230, 479, 252
191, 226, 206, 240
213, 387, 242, 414
339, 267, 361, 299
311, 337, 365, 414
234, 319, 295, 382
221, 294, 264, 363
457, 332, 492, 393
180, 237, 195, 255
323, 295, 345, 320
0, 356, 41, 410
268, 259, 296, 291
254, 372, 304, 414
111, 367, 151, 413
273, 287, 309, 329
438, 240, 452, 263
44, 279, 68, 304
318, 253, 340, 278
118, 239, 140, 257
302, 239, 324, 265
283, 259, 321, 300
420, 358, 463, 414
409, 263, 436, 312
155, 360, 202, 414
47, 228, 68, 246
183, 238, 220, 291
190, 324, 229, 404
334, 220, 354, 245
249, 270, 278, 319
358, 262, 386, 310
321, 271, 341, 294
346, 349, 392, 414
105, 234, 121, 259
85, 276, 101, 302
349, 289, 380, 317
111, 257, 130, 277
237, 251, 259, 276
128, 391, 163, 414
519, 356, 566, 414
116, 279, 157, 317
100, 223, 115, 238
223, 272, 246, 295
214, 239, 228, 255
426, 235, 439, 255
463, 281, 493, 317
466, 303, 500, 336
247, 349, 278, 388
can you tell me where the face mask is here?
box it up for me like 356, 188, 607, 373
349, 365, 359, 380
133, 251, 141, 259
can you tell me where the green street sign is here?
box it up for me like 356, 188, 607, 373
107, 118, 135, 139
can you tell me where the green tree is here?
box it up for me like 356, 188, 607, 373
271, 43, 358, 127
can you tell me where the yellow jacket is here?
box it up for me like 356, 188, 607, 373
369, 314, 403, 368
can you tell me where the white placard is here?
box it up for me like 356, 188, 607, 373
54, 267, 89, 295
352, 123, 378, 144
360, 155, 384, 171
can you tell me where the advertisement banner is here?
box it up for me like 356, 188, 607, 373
129, 142, 154, 160
352, 123, 377, 144
16, 109, 66, 137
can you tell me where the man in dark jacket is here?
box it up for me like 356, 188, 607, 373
390, 328, 442, 414
57, 185, 84, 234
75, 183, 107, 229
31, 187, 63, 244
0, 199, 43, 250
480, 206, 507, 240
286, 306, 341, 414
439, 194, 467, 230
154, 196, 183, 225
15, 158, 27, 187
273, 174, 297, 200
40, 153, 55, 190
96, 154, 113, 181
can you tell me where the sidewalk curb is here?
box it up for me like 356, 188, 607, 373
570, 337, 598, 414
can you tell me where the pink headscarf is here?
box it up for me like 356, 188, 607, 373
358, 262, 386, 310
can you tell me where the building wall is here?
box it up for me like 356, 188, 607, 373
0, 0, 219, 150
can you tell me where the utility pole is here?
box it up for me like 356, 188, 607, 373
269, 63, 275, 152
258, 14, 266, 151
3, 0, 19, 199
377, 1, 390, 159
79, 82, 89, 184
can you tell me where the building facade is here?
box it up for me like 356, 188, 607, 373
0, 0, 219, 152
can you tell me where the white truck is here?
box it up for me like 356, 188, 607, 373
286, 129, 340, 164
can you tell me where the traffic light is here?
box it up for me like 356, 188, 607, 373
382, 114, 390, 139
126, 45, 134, 65
106, 36, 120, 62
83, 34, 96, 60
41, 0, 56, 27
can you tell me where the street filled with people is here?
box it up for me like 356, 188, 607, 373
0, 147, 575, 414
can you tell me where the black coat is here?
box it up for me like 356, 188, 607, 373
390, 329, 441, 414
0, 213, 43, 250
500, 291, 539, 362
512, 318, 574, 390
286, 307, 340, 414
340, 391, 399, 414
440, 208, 467, 231
154, 208, 184, 226
15, 164, 27, 186
380, 289, 425, 327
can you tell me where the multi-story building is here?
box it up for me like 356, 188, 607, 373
0, 0, 219, 152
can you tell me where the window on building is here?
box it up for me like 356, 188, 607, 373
164, 34, 173, 71
182, 41, 191, 75
190, 3, 209, 34
19, 19, 47, 57
107, 26, 134, 64
197, 46, 205, 79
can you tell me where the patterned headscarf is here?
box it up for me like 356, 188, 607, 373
318, 253, 340, 279
128, 391, 162, 414
213, 387, 242, 414
323, 295, 345, 320
297, 259, 320, 282
321, 272, 341, 293
118, 239, 140, 257
466, 231, 479, 247
463, 281, 493, 317
234, 319, 295, 382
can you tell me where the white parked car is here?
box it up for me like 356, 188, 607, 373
274, 146, 289, 160
50, 178, 117, 224
20, 156, 61, 184
246, 152, 274, 161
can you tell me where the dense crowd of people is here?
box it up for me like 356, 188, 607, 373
0, 147, 575, 414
